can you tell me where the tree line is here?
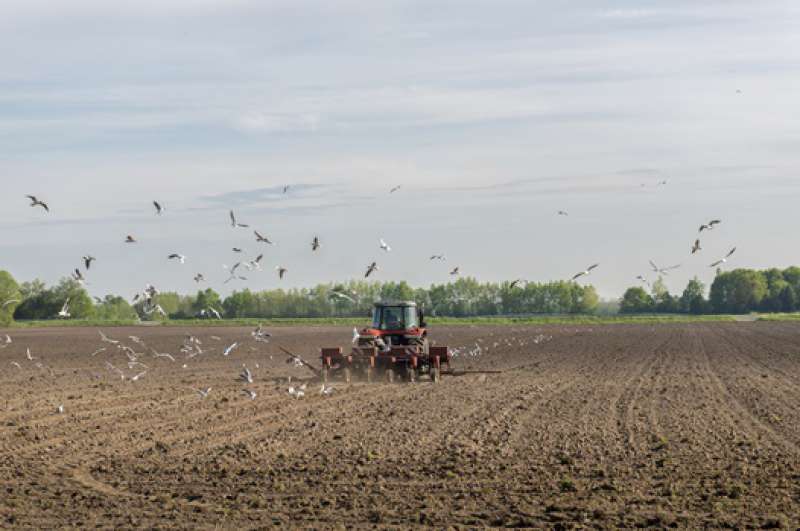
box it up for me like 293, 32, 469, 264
0, 271, 599, 323
620, 267, 800, 315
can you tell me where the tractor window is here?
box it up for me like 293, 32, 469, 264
404, 306, 419, 328
372, 306, 418, 330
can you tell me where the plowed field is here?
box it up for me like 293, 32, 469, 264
1, 323, 800, 528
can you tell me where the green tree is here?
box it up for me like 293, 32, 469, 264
0, 271, 21, 326
709, 269, 768, 314
620, 287, 654, 314
680, 277, 708, 314
95, 295, 138, 321
192, 288, 222, 316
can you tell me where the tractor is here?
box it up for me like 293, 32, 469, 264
321, 301, 451, 383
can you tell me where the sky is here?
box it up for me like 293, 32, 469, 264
1, 0, 799, 300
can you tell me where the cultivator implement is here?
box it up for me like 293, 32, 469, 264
321, 344, 452, 383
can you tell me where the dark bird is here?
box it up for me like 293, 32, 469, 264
26, 195, 49, 212
276, 266, 288, 279
83, 255, 96, 270
168, 253, 186, 264
691, 239, 701, 254
429, 254, 445, 260
389, 185, 401, 194
710, 247, 737, 268
232, 248, 244, 253
510, 279, 526, 289
699, 219, 721, 233
311, 236, 320, 251
194, 273, 205, 283
125, 235, 136, 243
557, 210, 568, 216
365, 262, 378, 278
450, 267, 460, 276
254, 230, 273, 244
153, 201, 164, 215
283, 185, 290, 194
230, 210, 249, 228
72, 269, 85, 284
572, 264, 599, 280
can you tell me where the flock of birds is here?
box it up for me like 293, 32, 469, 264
19, 186, 740, 316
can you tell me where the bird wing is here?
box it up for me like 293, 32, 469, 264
571, 272, 584, 280
710, 260, 723, 267
588, 264, 599, 271
726, 247, 737, 257
649, 260, 658, 270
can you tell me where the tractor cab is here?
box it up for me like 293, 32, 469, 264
371, 302, 424, 331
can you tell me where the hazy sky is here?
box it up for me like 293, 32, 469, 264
1, 0, 799, 299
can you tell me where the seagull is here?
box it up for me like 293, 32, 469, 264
208, 307, 222, 320
365, 262, 378, 278
99, 331, 119, 344
288, 383, 307, 398
429, 254, 445, 261
232, 247, 244, 253
389, 185, 401, 193
195, 387, 212, 399
230, 210, 249, 228
510, 279, 526, 289
239, 366, 253, 383
254, 230, 273, 244
320, 383, 334, 396
26, 195, 49, 212
352, 327, 360, 344
72, 268, 85, 284
26, 348, 35, 361
330, 290, 355, 303
58, 299, 71, 319
710, 247, 737, 268
276, 266, 287, 279
90, 347, 106, 357
83, 255, 96, 270
636, 275, 650, 287
699, 219, 722, 233
153, 201, 164, 215
125, 235, 136, 243
0, 334, 11, 348
194, 273, 205, 283
56, 404, 64, 414
1, 299, 20, 309
649, 260, 681, 275
450, 267, 460, 276
572, 264, 599, 280
10, 361, 21, 369
311, 236, 320, 251
557, 210, 569, 216
283, 185, 290, 194
223, 342, 239, 356
130, 371, 147, 382
168, 253, 186, 264
242, 389, 257, 400
379, 238, 391, 252
691, 239, 702, 254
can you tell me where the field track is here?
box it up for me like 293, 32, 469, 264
1, 323, 800, 528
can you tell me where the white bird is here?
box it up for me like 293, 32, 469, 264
90, 347, 107, 357
710, 247, 737, 268
239, 366, 253, 383
242, 389, 257, 400
0, 334, 11, 348
195, 387, 212, 399
571, 264, 599, 280
99, 330, 119, 344
649, 260, 681, 275
320, 384, 334, 396
58, 299, 71, 318
130, 371, 147, 382
379, 238, 391, 252
168, 253, 186, 264
254, 230, 273, 244
26, 348, 35, 361
352, 327, 360, 344
223, 342, 239, 356
1, 299, 20, 308
10, 361, 21, 369
208, 307, 222, 320
230, 210, 249, 228
56, 404, 64, 414
429, 254, 445, 261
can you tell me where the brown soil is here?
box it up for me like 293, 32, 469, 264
1, 323, 800, 528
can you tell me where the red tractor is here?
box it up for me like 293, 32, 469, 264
321, 301, 451, 383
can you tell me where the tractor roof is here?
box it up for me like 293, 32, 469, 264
374, 300, 417, 307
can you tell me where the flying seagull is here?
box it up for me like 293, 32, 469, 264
230, 210, 249, 228
1, 299, 20, 309
193, 273, 205, 283
242, 389, 257, 400
283, 185, 290, 194
82, 255, 96, 270
125, 235, 136, 243
72, 268, 85, 284
572, 264, 599, 280
430, 254, 445, 261
557, 210, 568, 216
153, 201, 164, 215
699, 219, 722, 233
254, 230, 273, 244
239, 366, 253, 383
510, 279, 526, 289
276, 266, 288, 279
168, 253, 186, 264
450, 267, 460, 276
649, 260, 681, 275
311, 236, 320, 251
691, 239, 702, 254
365, 262, 378, 278
710, 247, 737, 268
195, 387, 212, 399
223, 342, 239, 356
636, 275, 650, 287
58, 299, 71, 319
379, 238, 391, 252
26, 195, 49, 212
389, 185, 401, 193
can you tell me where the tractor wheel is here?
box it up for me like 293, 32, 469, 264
387, 368, 395, 383
431, 367, 441, 384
